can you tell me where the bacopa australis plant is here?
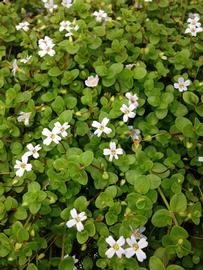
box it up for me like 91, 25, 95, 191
0, 0, 203, 269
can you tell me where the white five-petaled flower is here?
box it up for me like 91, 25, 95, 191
103, 142, 123, 161
174, 77, 190, 92
59, 20, 79, 37
185, 24, 203, 36
120, 104, 136, 122
20, 55, 32, 64
130, 226, 147, 240
93, 10, 109, 22
17, 112, 31, 126
64, 254, 78, 270
53, 122, 70, 138
62, 0, 73, 8
38, 36, 55, 57
14, 155, 32, 177
105, 236, 125, 259
92, 117, 112, 137
16, 21, 30, 31
12, 59, 19, 76
42, 0, 58, 13
66, 208, 87, 232
42, 128, 61, 145
128, 126, 141, 140
198, 157, 203, 162
24, 143, 41, 159
125, 235, 148, 261
125, 92, 139, 108
85, 74, 99, 87
187, 16, 201, 27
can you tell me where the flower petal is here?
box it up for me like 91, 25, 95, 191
105, 236, 115, 246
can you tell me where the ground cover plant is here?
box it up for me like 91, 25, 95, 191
0, 0, 203, 269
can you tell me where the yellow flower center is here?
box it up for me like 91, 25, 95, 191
60, 127, 65, 132
76, 217, 81, 222
111, 150, 116, 155
21, 163, 26, 169
100, 125, 105, 131
133, 231, 141, 238
50, 134, 55, 139
133, 244, 139, 251
113, 244, 120, 251
179, 83, 184, 89
125, 109, 129, 115
32, 149, 36, 154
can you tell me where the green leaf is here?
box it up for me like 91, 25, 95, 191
166, 266, 185, 270
59, 110, 73, 123
48, 67, 62, 77
0, 233, 11, 257
59, 257, 74, 270
74, 196, 88, 211
77, 230, 89, 244
175, 117, 194, 137
152, 209, 172, 227
80, 151, 94, 167
134, 175, 150, 194
59, 40, 80, 54
26, 264, 38, 270
170, 193, 187, 213
183, 92, 199, 106
133, 66, 147, 80
149, 256, 165, 270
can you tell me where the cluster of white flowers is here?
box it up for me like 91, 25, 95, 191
120, 92, 139, 122
105, 227, 148, 262
16, 21, 30, 31
38, 36, 55, 57
185, 13, 203, 37
14, 143, 41, 177
66, 208, 87, 232
174, 77, 190, 92
93, 10, 109, 22
59, 20, 79, 37
42, 122, 70, 145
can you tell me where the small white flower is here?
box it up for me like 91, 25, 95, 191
59, 21, 72, 32
24, 143, 41, 159
38, 36, 55, 57
188, 13, 200, 20
144, 0, 152, 2
12, 59, 19, 77
130, 226, 147, 240
103, 142, 123, 161
14, 155, 32, 177
174, 77, 190, 92
85, 74, 99, 87
198, 157, 203, 162
43, 0, 58, 12
20, 55, 32, 64
125, 235, 148, 261
120, 104, 136, 122
16, 21, 30, 31
128, 126, 141, 140
64, 254, 78, 270
125, 92, 139, 108
105, 236, 125, 259
187, 16, 201, 27
17, 112, 31, 126
92, 117, 112, 137
185, 24, 203, 36
125, 64, 136, 70
53, 122, 70, 138
66, 208, 87, 232
62, 0, 73, 8
42, 128, 61, 145
93, 10, 109, 22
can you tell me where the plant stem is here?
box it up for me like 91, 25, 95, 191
158, 187, 179, 226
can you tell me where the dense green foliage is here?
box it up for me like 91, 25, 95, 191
0, 0, 203, 269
